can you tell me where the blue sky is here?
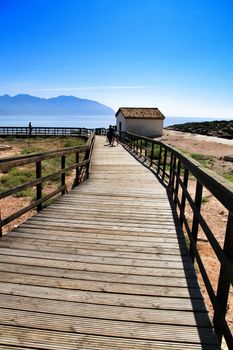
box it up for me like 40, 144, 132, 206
0, 0, 233, 117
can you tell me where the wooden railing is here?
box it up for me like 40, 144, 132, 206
0, 131, 95, 235
120, 131, 233, 348
0, 126, 95, 137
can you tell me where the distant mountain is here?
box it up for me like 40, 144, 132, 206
0, 94, 115, 115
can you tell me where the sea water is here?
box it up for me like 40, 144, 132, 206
0, 115, 231, 128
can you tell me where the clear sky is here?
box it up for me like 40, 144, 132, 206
0, 0, 233, 117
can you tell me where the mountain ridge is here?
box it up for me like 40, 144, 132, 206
0, 94, 115, 115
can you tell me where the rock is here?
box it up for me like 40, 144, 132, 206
167, 120, 233, 139
223, 155, 233, 162
0, 144, 12, 151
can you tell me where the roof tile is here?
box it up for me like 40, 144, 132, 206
116, 107, 165, 119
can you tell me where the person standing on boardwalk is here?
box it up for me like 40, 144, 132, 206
107, 125, 115, 146
28, 122, 32, 137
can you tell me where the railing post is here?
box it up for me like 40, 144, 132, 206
61, 155, 66, 195
169, 153, 174, 186
75, 152, 80, 187
162, 148, 167, 181
150, 142, 154, 167
190, 180, 203, 260
136, 138, 139, 153
170, 156, 177, 197
133, 135, 136, 151
174, 159, 181, 209
140, 138, 143, 157
36, 160, 42, 212
157, 144, 162, 175
213, 211, 233, 344
145, 139, 148, 159
180, 168, 189, 229
86, 150, 90, 180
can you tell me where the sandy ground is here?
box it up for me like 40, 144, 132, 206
0, 133, 232, 337
163, 129, 233, 149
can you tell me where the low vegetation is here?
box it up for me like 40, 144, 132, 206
190, 153, 215, 167
0, 136, 86, 197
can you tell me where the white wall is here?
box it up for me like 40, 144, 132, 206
116, 112, 164, 137
126, 119, 163, 137
116, 112, 126, 132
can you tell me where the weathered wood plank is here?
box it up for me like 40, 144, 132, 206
0, 239, 189, 262
0, 282, 207, 311
0, 254, 196, 277
0, 248, 194, 269
0, 271, 202, 298
4, 234, 188, 255
0, 263, 199, 287
0, 294, 210, 326
0, 325, 219, 350
0, 308, 218, 344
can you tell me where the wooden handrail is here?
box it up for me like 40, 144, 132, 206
0, 131, 96, 234
0, 126, 94, 136
119, 131, 233, 348
0, 126, 108, 137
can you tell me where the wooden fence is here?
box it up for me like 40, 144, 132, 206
0, 126, 107, 137
119, 131, 233, 348
0, 131, 95, 235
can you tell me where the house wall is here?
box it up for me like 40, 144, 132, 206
125, 118, 163, 137
116, 112, 126, 132
116, 111, 164, 137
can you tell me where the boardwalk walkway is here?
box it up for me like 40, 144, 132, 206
0, 136, 219, 349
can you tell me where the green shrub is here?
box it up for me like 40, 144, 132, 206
64, 137, 85, 148
224, 173, 233, 183
0, 167, 35, 197
190, 153, 214, 167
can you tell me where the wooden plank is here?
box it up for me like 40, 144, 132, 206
0, 263, 199, 288
0, 271, 202, 299
4, 234, 188, 255
0, 254, 196, 277
0, 308, 219, 345
0, 294, 211, 326
0, 239, 188, 262
0, 325, 219, 350
7, 232, 185, 250
16, 222, 181, 237
0, 282, 207, 311
0, 248, 194, 269
6, 226, 184, 242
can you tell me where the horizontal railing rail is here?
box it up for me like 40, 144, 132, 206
0, 131, 95, 235
0, 126, 95, 137
119, 131, 233, 349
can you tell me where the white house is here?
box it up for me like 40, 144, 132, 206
115, 107, 165, 138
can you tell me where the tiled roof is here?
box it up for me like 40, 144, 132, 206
115, 107, 165, 119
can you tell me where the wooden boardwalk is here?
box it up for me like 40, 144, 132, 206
0, 136, 220, 349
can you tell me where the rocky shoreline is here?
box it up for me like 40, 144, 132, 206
167, 119, 233, 139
